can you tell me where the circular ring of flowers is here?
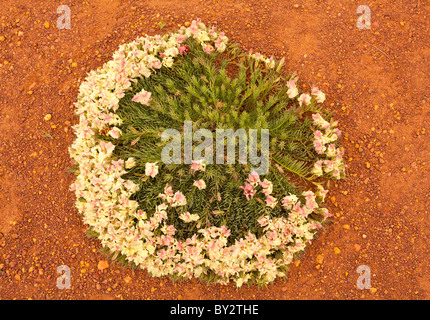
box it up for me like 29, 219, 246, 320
69, 20, 346, 286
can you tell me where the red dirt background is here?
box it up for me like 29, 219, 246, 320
0, 0, 429, 300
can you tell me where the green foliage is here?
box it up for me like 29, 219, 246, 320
108, 37, 330, 243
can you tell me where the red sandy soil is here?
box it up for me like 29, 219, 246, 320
0, 0, 429, 300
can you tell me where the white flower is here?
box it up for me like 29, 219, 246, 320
286, 80, 298, 99
312, 160, 324, 177
179, 212, 199, 223
145, 162, 159, 178
108, 127, 122, 139
297, 93, 311, 106
132, 89, 152, 106
193, 179, 206, 190
125, 157, 136, 169
265, 57, 275, 69
266, 195, 277, 208
162, 57, 174, 68
171, 191, 187, 207
311, 86, 326, 104
281, 194, 299, 209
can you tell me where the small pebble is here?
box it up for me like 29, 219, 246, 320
316, 254, 324, 264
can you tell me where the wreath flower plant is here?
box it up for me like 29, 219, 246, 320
69, 19, 346, 287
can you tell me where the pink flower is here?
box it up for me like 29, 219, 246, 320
259, 179, 273, 196
125, 157, 136, 169
124, 180, 137, 191
111, 159, 124, 171
303, 191, 317, 211
294, 240, 305, 251
219, 225, 230, 237
164, 184, 174, 196
332, 168, 341, 179
314, 130, 323, 140
259, 179, 270, 189
292, 201, 305, 217
323, 160, 335, 172
203, 43, 214, 54
176, 34, 187, 43
312, 113, 323, 122
333, 128, 342, 136
326, 144, 336, 157
171, 191, 187, 207
108, 127, 121, 139
313, 140, 326, 154
240, 182, 256, 200
178, 45, 190, 55
145, 162, 159, 178
214, 38, 226, 52
265, 195, 277, 208
132, 89, 152, 106
191, 160, 206, 172
312, 160, 324, 176
90, 176, 102, 185
315, 160, 323, 169
193, 179, 206, 190
148, 58, 162, 69
298, 93, 312, 107
155, 206, 167, 221
311, 86, 326, 103
209, 26, 217, 36
166, 225, 176, 236
319, 208, 333, 219
282, 194, 298, 209
312, 113, 331, 130
309, 221, 322, 230
99, 141, 115, 155
136, 210, 147, 220
162, 57, 174, 68
316, 186, 328, 201
257, 216, 269, 227
287, 80, 298, 98
189, 20, 199, 34
302, 191, 315, 201
103, 113, 114, 123
179, 211, 199, 222
247, 171, 260, 185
